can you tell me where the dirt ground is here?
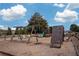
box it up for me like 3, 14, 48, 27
0, 37, 76, 56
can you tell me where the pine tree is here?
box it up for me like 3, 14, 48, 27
27, 12, 48, 34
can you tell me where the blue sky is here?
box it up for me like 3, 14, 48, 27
0, 3, 79, 30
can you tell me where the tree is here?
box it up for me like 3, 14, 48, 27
49, 26, 52, 33
15, 27, 27, 35
19, 28, 27, 34
22, 27, 27, 34
7, 27, 12, 35
27, 12, 48, 34
70, 24, 78, 32
77, 26, 79, 32
15, 27, 19, 34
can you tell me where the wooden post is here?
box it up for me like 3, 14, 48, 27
27, 25, 38, 43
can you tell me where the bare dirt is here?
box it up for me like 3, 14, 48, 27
0, 37, 76, 56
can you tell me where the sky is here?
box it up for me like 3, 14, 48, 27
0, 3, 79, 30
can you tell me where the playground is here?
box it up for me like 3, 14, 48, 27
0, 25, 78, 56
0, 36, 76, 56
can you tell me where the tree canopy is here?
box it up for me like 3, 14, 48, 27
27, 12, 48, 34
15, 27, 27, 34
70, 24, 79, 32
7, 27, 12, 35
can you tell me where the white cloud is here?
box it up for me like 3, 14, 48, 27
0, 25, 8, 30
54, 9, 78, 23
54, 18, 65, 22
54, 3, 65, 8
54, 3, 79, 23
0, 4, 27, 21
66, 3, 79, 10
0, 25, 16, 30
11, 27, 16, 30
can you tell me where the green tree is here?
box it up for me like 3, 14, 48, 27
23, 27, 27, 34
49, 26, 52, 33
27, 12, 48, 34
19, 28, 26, 34
15, 27, 27, 35
76, 26, 79, 32
70, 24, 78, 32
7, 27, 12, 35
15, 27, 19, 34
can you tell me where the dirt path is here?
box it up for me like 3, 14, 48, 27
0, 37, 76, 56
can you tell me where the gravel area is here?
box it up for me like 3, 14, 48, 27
0, 37, 76, 56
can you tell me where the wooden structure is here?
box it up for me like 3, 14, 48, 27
50, 25, 64, 48
27, 25, 38, 43
11, 26, 24, 40
0, 29, 7, 40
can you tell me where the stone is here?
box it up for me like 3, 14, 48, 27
50, 25, 64, 48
